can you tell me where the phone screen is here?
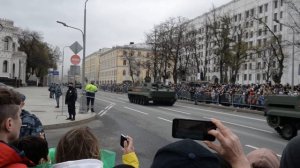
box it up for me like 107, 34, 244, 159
172, 118, 216, 141
120, 134, 128, 148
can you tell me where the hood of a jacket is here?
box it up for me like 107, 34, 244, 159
0, 141, 31, 167
53, 159, 103, 168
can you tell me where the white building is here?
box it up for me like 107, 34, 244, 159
0, 18, 27, 84
187, 0, 300, 85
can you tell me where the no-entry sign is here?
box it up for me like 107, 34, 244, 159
70, 55, 81, 65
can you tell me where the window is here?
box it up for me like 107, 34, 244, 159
244, 74, 247, 80
264, 3, 268, 12
244, 64, 248, 70
280, 11, 283, 18
249, 63, 252, 70
249, 53, 253, 59
274, 13, 277, 20
258, 29, 262, 36
123, 51, 127, 55
249, 74, 252, 80
273, 61, 276, 68
264, 28, 268, 35
123, 60, 126, 66
238, 14, 242, 21
245, 21, 249, 28
245, 11, 249, 18
4, 37, 9, 51
258, 39, 262, 47
274, 0, 278, 8
123, 70, 126, 76
263, 73, 266, 80
12, 43, 16, 52
263, 62, 267, 69
250, 8, 255, 16
234, 15, 237, 22
257, 74, 261, 81
280, 24, 283, 31
245, 32, 249, 38
250, 21, 254, 27
250, 31, 253, 38
2, 61, 8, 73
274, 25, 277, 32
263, 38, 267, 46
281, 0, 284, 6
265, 16, 268, 23
259, 6, 263, 13
257, 62, 261, 69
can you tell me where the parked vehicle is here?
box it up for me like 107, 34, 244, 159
128, 83, 177, 106
264, 95, 300, 140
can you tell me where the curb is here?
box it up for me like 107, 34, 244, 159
44, 115, 97, 130
178, 99, 264, 115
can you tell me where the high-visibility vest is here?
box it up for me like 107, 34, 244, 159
85, 84, 98, 93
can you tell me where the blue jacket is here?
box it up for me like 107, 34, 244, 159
20, 109, 44, 138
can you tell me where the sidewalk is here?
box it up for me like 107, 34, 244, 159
16, 87, 96, 130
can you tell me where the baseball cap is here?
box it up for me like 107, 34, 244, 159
150, 139, 221, 168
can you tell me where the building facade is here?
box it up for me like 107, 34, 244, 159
85, 44, 153, 85
187, 0, 300, 85
0, 19, 27, 84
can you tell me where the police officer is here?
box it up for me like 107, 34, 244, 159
85, 81, 98, 112
65, 82, 77, 121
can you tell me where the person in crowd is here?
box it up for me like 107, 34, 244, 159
54, 83, 62, 108
11, 136, 49, 166
0, 87, 30, 167
54, 126, 103, 168
114, 165, 134, 168
85, 80, 98, 112
65, 82, 77, 121
151, 118, 249, 168
280, 135, 300, 168
203, 118, 251, 168
18, 93, 45, 139
120, 136, 139, 168
246, 148, 279, 168
48, 83, 56, 99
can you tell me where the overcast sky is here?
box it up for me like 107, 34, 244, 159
0, 0, 231, 72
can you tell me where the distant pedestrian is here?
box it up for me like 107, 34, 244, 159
48, 83, 55, 99
19, 93, 45, 139
54, 83, 62, 108
85, 81, 98, 112
65, 83, 77, 121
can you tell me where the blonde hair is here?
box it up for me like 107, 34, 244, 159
55, 127, 100, 163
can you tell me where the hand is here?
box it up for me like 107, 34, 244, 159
39, 132, 46, 139
122, 136, 135, 154
203, 118, 250, 168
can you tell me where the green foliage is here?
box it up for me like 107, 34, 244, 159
18, 30, 60, 80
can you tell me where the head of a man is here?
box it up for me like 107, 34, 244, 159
0, 87, 22, 143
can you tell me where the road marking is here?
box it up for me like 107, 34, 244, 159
124, 106, 149, 115
158, 117, 172, 123
95, 97, 116, 104
118, 97, 128, 101
245, 145, 281, 157
176, 105, 265, 122
96, 97, 125, 103
158, 107, 191, 115
203, 117, 273, 134
99, 104, 115, 117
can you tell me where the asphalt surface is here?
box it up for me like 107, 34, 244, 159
45, 91, 289, 167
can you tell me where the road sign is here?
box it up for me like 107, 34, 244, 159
71, 55, 81, 65
70, 41, 83, 54
53, 70, 59, 75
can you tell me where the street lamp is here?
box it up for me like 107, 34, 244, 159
274, 19, 295, 90
56, 0, 89, 113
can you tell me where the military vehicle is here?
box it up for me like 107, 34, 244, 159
264, 95, 300, 140
127, 83, 177, 106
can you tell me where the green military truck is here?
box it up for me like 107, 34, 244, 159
128, 83, 177, 106
265, 95, 300, 140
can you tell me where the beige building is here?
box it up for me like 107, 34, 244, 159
85, 43, 152, 84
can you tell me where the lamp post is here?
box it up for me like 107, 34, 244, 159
56, 0, 89, 113
274, 20, 295, 90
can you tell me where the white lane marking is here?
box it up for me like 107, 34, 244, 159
176, 105, 265, 122
158, 117, 172, 123
105, 106, 109, 110
96, 97, 125, 103
158, 107, 191, 115
203, 117, 273, 134
124, 106, 149, 115
245, 145, 282, 157
99, 104, 115, 117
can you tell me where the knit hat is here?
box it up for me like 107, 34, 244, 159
247, 148, 280, 168
150, 139, 220, 168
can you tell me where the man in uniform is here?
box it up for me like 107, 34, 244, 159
65, 83, 77, 121
85, 81, 98, 112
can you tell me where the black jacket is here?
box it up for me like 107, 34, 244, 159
65, 87, 77, 104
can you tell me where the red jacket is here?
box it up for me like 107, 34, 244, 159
0, 141, 31, 168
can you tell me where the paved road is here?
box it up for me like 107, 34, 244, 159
46, 91, 288, 167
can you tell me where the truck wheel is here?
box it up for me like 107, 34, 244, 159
267, 116, 281, 128
280, 124, 297, 140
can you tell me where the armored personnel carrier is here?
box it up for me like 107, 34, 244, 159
127, 83, 177, 106
265, 95, 300, 140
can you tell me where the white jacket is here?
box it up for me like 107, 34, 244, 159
53, 159, 103, 168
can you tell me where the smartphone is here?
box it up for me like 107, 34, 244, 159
120, 134, 128, 148
172, 118, 216, 141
